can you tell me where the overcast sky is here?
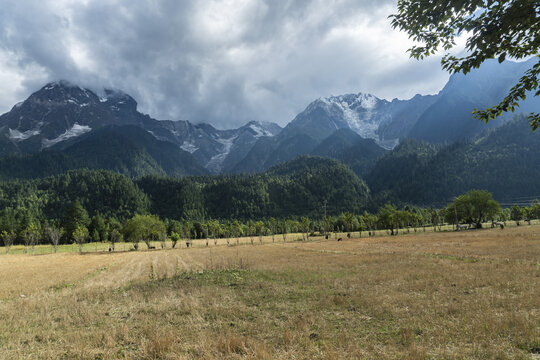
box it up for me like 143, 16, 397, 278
0, 0, 461, 128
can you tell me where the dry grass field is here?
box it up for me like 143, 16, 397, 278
0, 226, 539, 359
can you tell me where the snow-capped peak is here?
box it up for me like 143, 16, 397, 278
308, 92, 395, 146
42, 80, 81, 91
319, 92, 379, 110
243, 120, 281, 138
102, 88, 137, 110
355, 93, 378, 110
247, 121, 273, 138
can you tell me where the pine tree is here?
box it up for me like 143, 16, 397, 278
63, 201, 90, 241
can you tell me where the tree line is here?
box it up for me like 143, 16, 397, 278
1, 186, 538, 254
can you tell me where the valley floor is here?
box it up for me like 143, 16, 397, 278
0, 226, 539, 359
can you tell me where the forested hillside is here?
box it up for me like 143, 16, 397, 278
0, 115, 538, 240
140, 156, 370, 219
0, 157, 370, 234
1, 123, 540, 249
366, 116, 540, 206
0, 170, 149, 228
310, 129, 387, 176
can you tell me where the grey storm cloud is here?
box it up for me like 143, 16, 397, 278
0, 0, 452, 128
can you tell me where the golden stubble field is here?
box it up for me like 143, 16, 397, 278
0, 226, 539, 359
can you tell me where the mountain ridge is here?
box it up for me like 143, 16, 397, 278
0, 59, 537, 177
0, 81, 283, 174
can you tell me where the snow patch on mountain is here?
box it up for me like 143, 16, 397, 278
9, 128, 41, 141
206, 136, 237, 173
180, 140, 198, 154
341, 107, 379, 140
319, 93, 382, 140
42, 123, 91, 148
315, 93, 401, 149
357, 93, 378, 110
249, 123, 273, 138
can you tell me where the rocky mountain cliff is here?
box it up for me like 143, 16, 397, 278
0, 59, 536, 177
0, 81, 282, 174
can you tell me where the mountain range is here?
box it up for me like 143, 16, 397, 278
0, 59, 537, 182
0, 81, 282, 175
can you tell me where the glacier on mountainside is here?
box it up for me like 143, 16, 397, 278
249, 123, 273, 138
42, 123, 92, 148
180, 140, 199, 154
9, 127, 41, 141
205, 135, 237, 173
318, 93, 398, 148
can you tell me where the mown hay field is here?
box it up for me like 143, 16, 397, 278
0, 226, 539, 359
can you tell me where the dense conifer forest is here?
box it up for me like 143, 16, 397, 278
0, 117, 539, 248
1, 155, 539, 250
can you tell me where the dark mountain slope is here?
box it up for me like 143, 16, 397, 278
408, 58, 539, 143
311, 129, 387, 176
0, 125, 207, 180
368, 116, 540, 206
57, 125, 207, 176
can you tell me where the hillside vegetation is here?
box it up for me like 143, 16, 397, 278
0, 157, 369, 225
1, 117, 538, 212
366, 116, 540, 206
